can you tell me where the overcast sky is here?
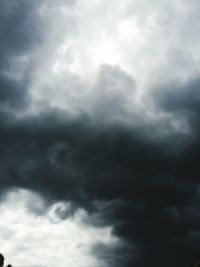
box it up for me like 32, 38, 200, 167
0, 0, 200, 267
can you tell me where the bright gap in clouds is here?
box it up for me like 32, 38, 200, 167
0, 189, 119, 267
10, 0, 200, 118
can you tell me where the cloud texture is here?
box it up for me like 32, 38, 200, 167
1, 1, 200, 267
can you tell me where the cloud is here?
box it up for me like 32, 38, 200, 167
1, 1, 200, 267
0, 0, 41, 57
0, 105, 198, 267
0, 0, 43, 119
0, 189, 120, 267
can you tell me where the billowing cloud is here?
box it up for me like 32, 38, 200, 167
1, 1, 200, 267
0, 189, 120, 267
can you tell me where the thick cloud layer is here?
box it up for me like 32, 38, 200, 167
1, 1, 200, 267
0, 88, 200, 267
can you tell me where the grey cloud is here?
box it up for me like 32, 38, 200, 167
152, 75, 200, 137
0, 73, 29, 111
154, 77, 200, 113
0, 107, 198, 267
1, 1, 200, 267
0, 0, 42, 60
0, 63, 199, 267
0, 67, 199, 267
91, 241, 135, 267
0, 0, 43, 116
88, 65, 136, 122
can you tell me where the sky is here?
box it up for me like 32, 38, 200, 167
0, 0, 200, 267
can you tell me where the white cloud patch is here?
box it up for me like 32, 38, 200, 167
8, 0, 198, 118
0, 189, 120, 267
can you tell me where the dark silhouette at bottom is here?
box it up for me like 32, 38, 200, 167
0, 254, 4, 267
0, 254, 12, 267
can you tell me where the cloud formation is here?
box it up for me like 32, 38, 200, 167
0, 189, 118, 267
1, 1, 200, 267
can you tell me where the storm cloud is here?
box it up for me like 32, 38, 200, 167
1, 1, 200, 267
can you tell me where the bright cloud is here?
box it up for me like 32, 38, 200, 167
11, 0, 197, 116
0, 189, 119, 267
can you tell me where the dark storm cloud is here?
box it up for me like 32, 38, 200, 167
154, 77, 200, 117
1, 1, 200, 267
0, 73, 200, 267
153, 76, 200, 183
0, 73, 29, 111
0, 0, 41, 59
0, 103, 199, 267
91, 240, 135, 267
0, 68, 200, 267
0, 0, 42, 114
